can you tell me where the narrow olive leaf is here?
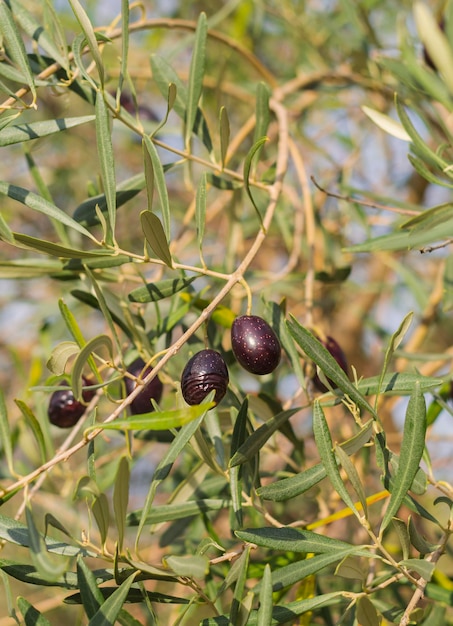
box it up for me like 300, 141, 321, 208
255, 548, 358, 593
265, 300, 305, 390
0, 0, 36, 102
73, 172, 146, 226
185, 12, 208, 149
84, 267, 122, 352
95, 92, 116, 245
388, 451, 427, 495
206, 172, 242, 190
254, 82, 271, 146
356, 596, 381, 626
113, 457, 130, 553
142, 137, 155, 213
380, 382, 427, 535
219, 106, 230, 169
118, 0, 130, 96
27, 0, 69, 69
14, 400, 47, 465
0, 561, 78, 589
140, 210, 173, 268
236, 527, 369, 556
88, 573, 138, 626
46, 341, 79, 375
243, 136, 268, 228
399, 558, 435, 581
142, 135, 171, 239
0, 513, 96, 557
92, 493, 110, 548
151, 82, 177, 138
408, 516, 439, 555
150, 54, 188, 118
135, 411, 209, 550
229, 544, 251, 625
313, 402, 361, 520
0, 391, 14, 476
0, 116, 95, 147
408, 154, 453, 189
68, 0, 105, 86
164, 555, 209, 580
361, 106, 411, 141
229, 464, 243, 530
196, 172, 207, 254
257, 564, 272, 626
334, 445, 368, 517
128, 277, 196, 303
229, 409, 300, 468
77, 556, 104, 619
25, 507, 69, 582
6, 233, 104, 259
17, 597, 51, 626
414, 2, 453, 94
392, 518, 411, 561
71, 334, 113, 398
0, 181, 96, 241
374, 312, 414, 408
127, 498, 230, 526
0, 212, 15, 244
287, 317, 377, 419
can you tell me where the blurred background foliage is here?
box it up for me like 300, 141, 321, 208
1, 0, 453, 624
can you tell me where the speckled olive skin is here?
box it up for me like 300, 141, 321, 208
231, 315, 281, 375
48, 377, 95, 428
312, 335, 348, 393
181, 349, 229, 407
125, 358, 164, 414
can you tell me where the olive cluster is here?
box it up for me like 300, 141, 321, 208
181, 315, 281, 409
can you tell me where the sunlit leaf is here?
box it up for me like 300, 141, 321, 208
128, 277, 196, 303
140, 210, 173, 268
0, 116, 95, 146
113, 457, 130, 553
362, 106, 411, 141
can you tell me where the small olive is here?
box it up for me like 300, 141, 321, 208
48, 377, 95, 428
231, 315, 281, 375
125, 358, 163, 414
181, 349, 229, 407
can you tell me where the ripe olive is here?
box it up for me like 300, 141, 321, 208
231, 315, 281, 375
311, 335, 348, 393
125, 358, 163, 414
181, 349, 229, 407
48, 377, 95, 428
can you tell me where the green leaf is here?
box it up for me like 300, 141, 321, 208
399, 558, 435, 581
17, 597, 51, 626
25, 507, 69, 582
0, 116, 95, 147
334, 445, 368, 517
92, 493, 110, 548
14, 399, 47, 466
142, 135, 171, 239
128, 276, 196, 303
87, 404, 214, 434
68, 0, 105, 86
77, 557, 104, 618
140, 210, 173, 268
88, 573, 138, 626
164, 555, 209, 579
113, 457, 130, 553
229, 409, 300, 468
361, 106, 411, 141
243, 136, 268, 227
46, 341, 80, 375
219, 106, 230, 169
71, 334, 113, 398
0, 513, 95, 556
0, 390, 14, 476
0, 0, 36, 101
196, 172, 207, 255
73, 172, 146, 226
392, 518, 411, 561
127, 498, 230, 526
356, 596, 381, 626
375, 312, 413, 404
287, 317, 377, 418
95, 92, 116, 245
185, 12, 208, 149
0, 182, 97, 241
414, 2, 453, 93
313, 402, 361, 519
257, 564, 272, 626
229, 545, 251, 625
235, 527, 369, 555
254, 82, 271, 146
380, 382, 427, 534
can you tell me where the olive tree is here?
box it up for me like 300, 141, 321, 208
0, 1, 452, 624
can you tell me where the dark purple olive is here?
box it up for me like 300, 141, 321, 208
181, 349, 229, 407
231, 315, 281, 375
125, 358, 163, 414
48, 377, 95, 428
311, 335, 348, 393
